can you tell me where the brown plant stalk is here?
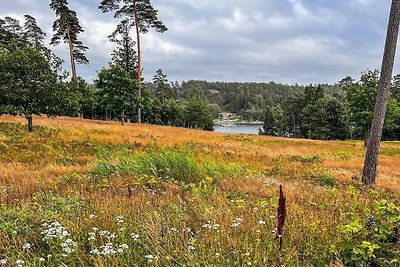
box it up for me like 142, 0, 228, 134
276, 184, 287, 250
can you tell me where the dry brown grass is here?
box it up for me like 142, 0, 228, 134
0, 115, 399, 266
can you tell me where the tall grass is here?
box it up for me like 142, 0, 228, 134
95, 147, 249, 184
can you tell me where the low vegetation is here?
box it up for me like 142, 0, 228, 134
0, 115, 399, 266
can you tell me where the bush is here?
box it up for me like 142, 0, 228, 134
338, 200, 400, 266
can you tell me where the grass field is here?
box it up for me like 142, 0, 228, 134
0, 115, 399, 266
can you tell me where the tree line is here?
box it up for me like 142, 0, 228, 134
260, 70, 400, 141
0, 1, 214, 132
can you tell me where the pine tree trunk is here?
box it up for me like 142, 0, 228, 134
66, 25, 77, 79
133, 1, 142, 123
362, 0, 400, 187
26, 115, 33, 132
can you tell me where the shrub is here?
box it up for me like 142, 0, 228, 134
338, 200, 400, 266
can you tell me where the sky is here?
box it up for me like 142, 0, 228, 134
1, 0, 399, 84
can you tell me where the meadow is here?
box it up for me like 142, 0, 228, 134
0, 115, 399, 266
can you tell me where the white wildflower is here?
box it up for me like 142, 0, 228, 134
39, 258, 45, 262
231, 222, 240, 228
131, 233, 139, 241
90, 249, 99, 255
16, 260, 24, 267
145, 255, 154, 262
212, 224, 220, 229
0, 259, 7, 265
22, 243, 31, 249
119, 244, 129, 249
115, 216, 124, 223
89, 214, 97, 219
258, 220, 266, 225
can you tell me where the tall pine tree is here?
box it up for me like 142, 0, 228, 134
99, 0, 167, 123
50, 0, 89, 79
23, 15, 46, 48
109, 19, 138, 78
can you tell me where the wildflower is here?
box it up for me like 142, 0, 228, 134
245, 252, 250, 256
90, 249, 99, 255
145, 255, 154, 262
215, 253, 220, 257
188, 245, 195, 250
99, 230, 110, 237
88, 232, 96, 241
169, 227, 178, 233
258, 220, 266, 225
89, 214, 97, 219
231, 222, 240, 228
92, 227, 98, 231
39, 258, 45, 262
22, 243, 31, 249
115, 216, 124, 223
12, 231, 17, 235
16, 260, 24, 267
202, 223, 211, 229
117, 249, 123, 253
0, 259, 7, 265
119, 244, 129, 249
131, 233, 139, 241
212, 224, 220, 230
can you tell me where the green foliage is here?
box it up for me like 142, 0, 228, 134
184, 97, 214, 131
95, 64, 141, 123
96, 148, 213, 183
0, 41, 69, 131
338, 200, 400, 266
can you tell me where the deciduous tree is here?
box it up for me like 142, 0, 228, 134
0, 41, 65, 132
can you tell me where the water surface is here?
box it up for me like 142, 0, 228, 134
214, 124, 263, 135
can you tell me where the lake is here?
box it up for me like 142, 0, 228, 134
213, 123, 263, 135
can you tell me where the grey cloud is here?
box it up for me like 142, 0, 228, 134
1, 0, 399, 84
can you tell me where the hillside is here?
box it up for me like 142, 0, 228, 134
0, 115, 399, 266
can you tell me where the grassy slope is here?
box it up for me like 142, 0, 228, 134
0, 115, 399, 266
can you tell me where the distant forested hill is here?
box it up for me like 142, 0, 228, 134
176, 80, 342, 120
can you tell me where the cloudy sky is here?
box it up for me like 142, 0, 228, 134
1, 0, 398, 84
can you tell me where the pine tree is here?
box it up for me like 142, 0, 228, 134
108, 19, 138, 78
50, 0, 89, 79
362, 0, 400, 186
153, 69, 174, 102
0, 17, 22, 45
23, 15, 46, 48
99, 0, 167, 123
